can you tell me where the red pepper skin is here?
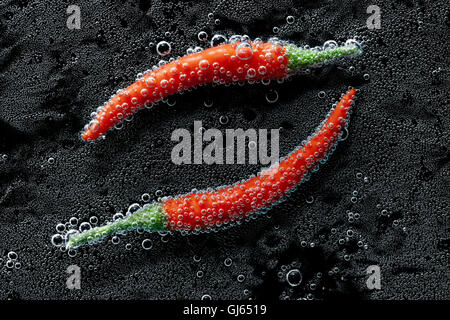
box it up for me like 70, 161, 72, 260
82, 42, 287, 141
163, 88, 356, 231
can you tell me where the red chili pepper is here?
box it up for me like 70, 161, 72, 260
66, 88, 356, 248
82, 40, 361, 141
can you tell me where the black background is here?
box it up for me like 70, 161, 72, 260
0, 0, 448, 300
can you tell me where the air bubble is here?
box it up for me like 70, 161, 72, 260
323, 40, 338, 50
219, 115, 229, 125
142, 239, 153, 250
8, 251, 18, 260
265, 89, 278, 103
306, 195, 314, 204
286, 269, 302, 286
79, 222, 91, 232
113, 212, 124, 221
67, 249, 77, 257
236, 42, 253, 60
210, 34, 227, 47
112, 236, 120, 244
89, 216, 98, 225
197, 31, 208, 42
128, 203, 141, 214
69, 217, 78, 226
56, 223, 66, 233
65, 229, 79, 242
204, 99, 213, 108
156, 41, 171, 56
199, 59, 210, 70
88, 120, 100, 133
51, 234, 64, 247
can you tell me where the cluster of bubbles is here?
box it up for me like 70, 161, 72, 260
51, 200, 168, 250
51, 215, 98, 252
4, 251, 21, 270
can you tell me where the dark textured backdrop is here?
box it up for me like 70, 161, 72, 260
0, 0, 448, 300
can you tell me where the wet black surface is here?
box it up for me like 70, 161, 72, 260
0, 0, 448, 299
